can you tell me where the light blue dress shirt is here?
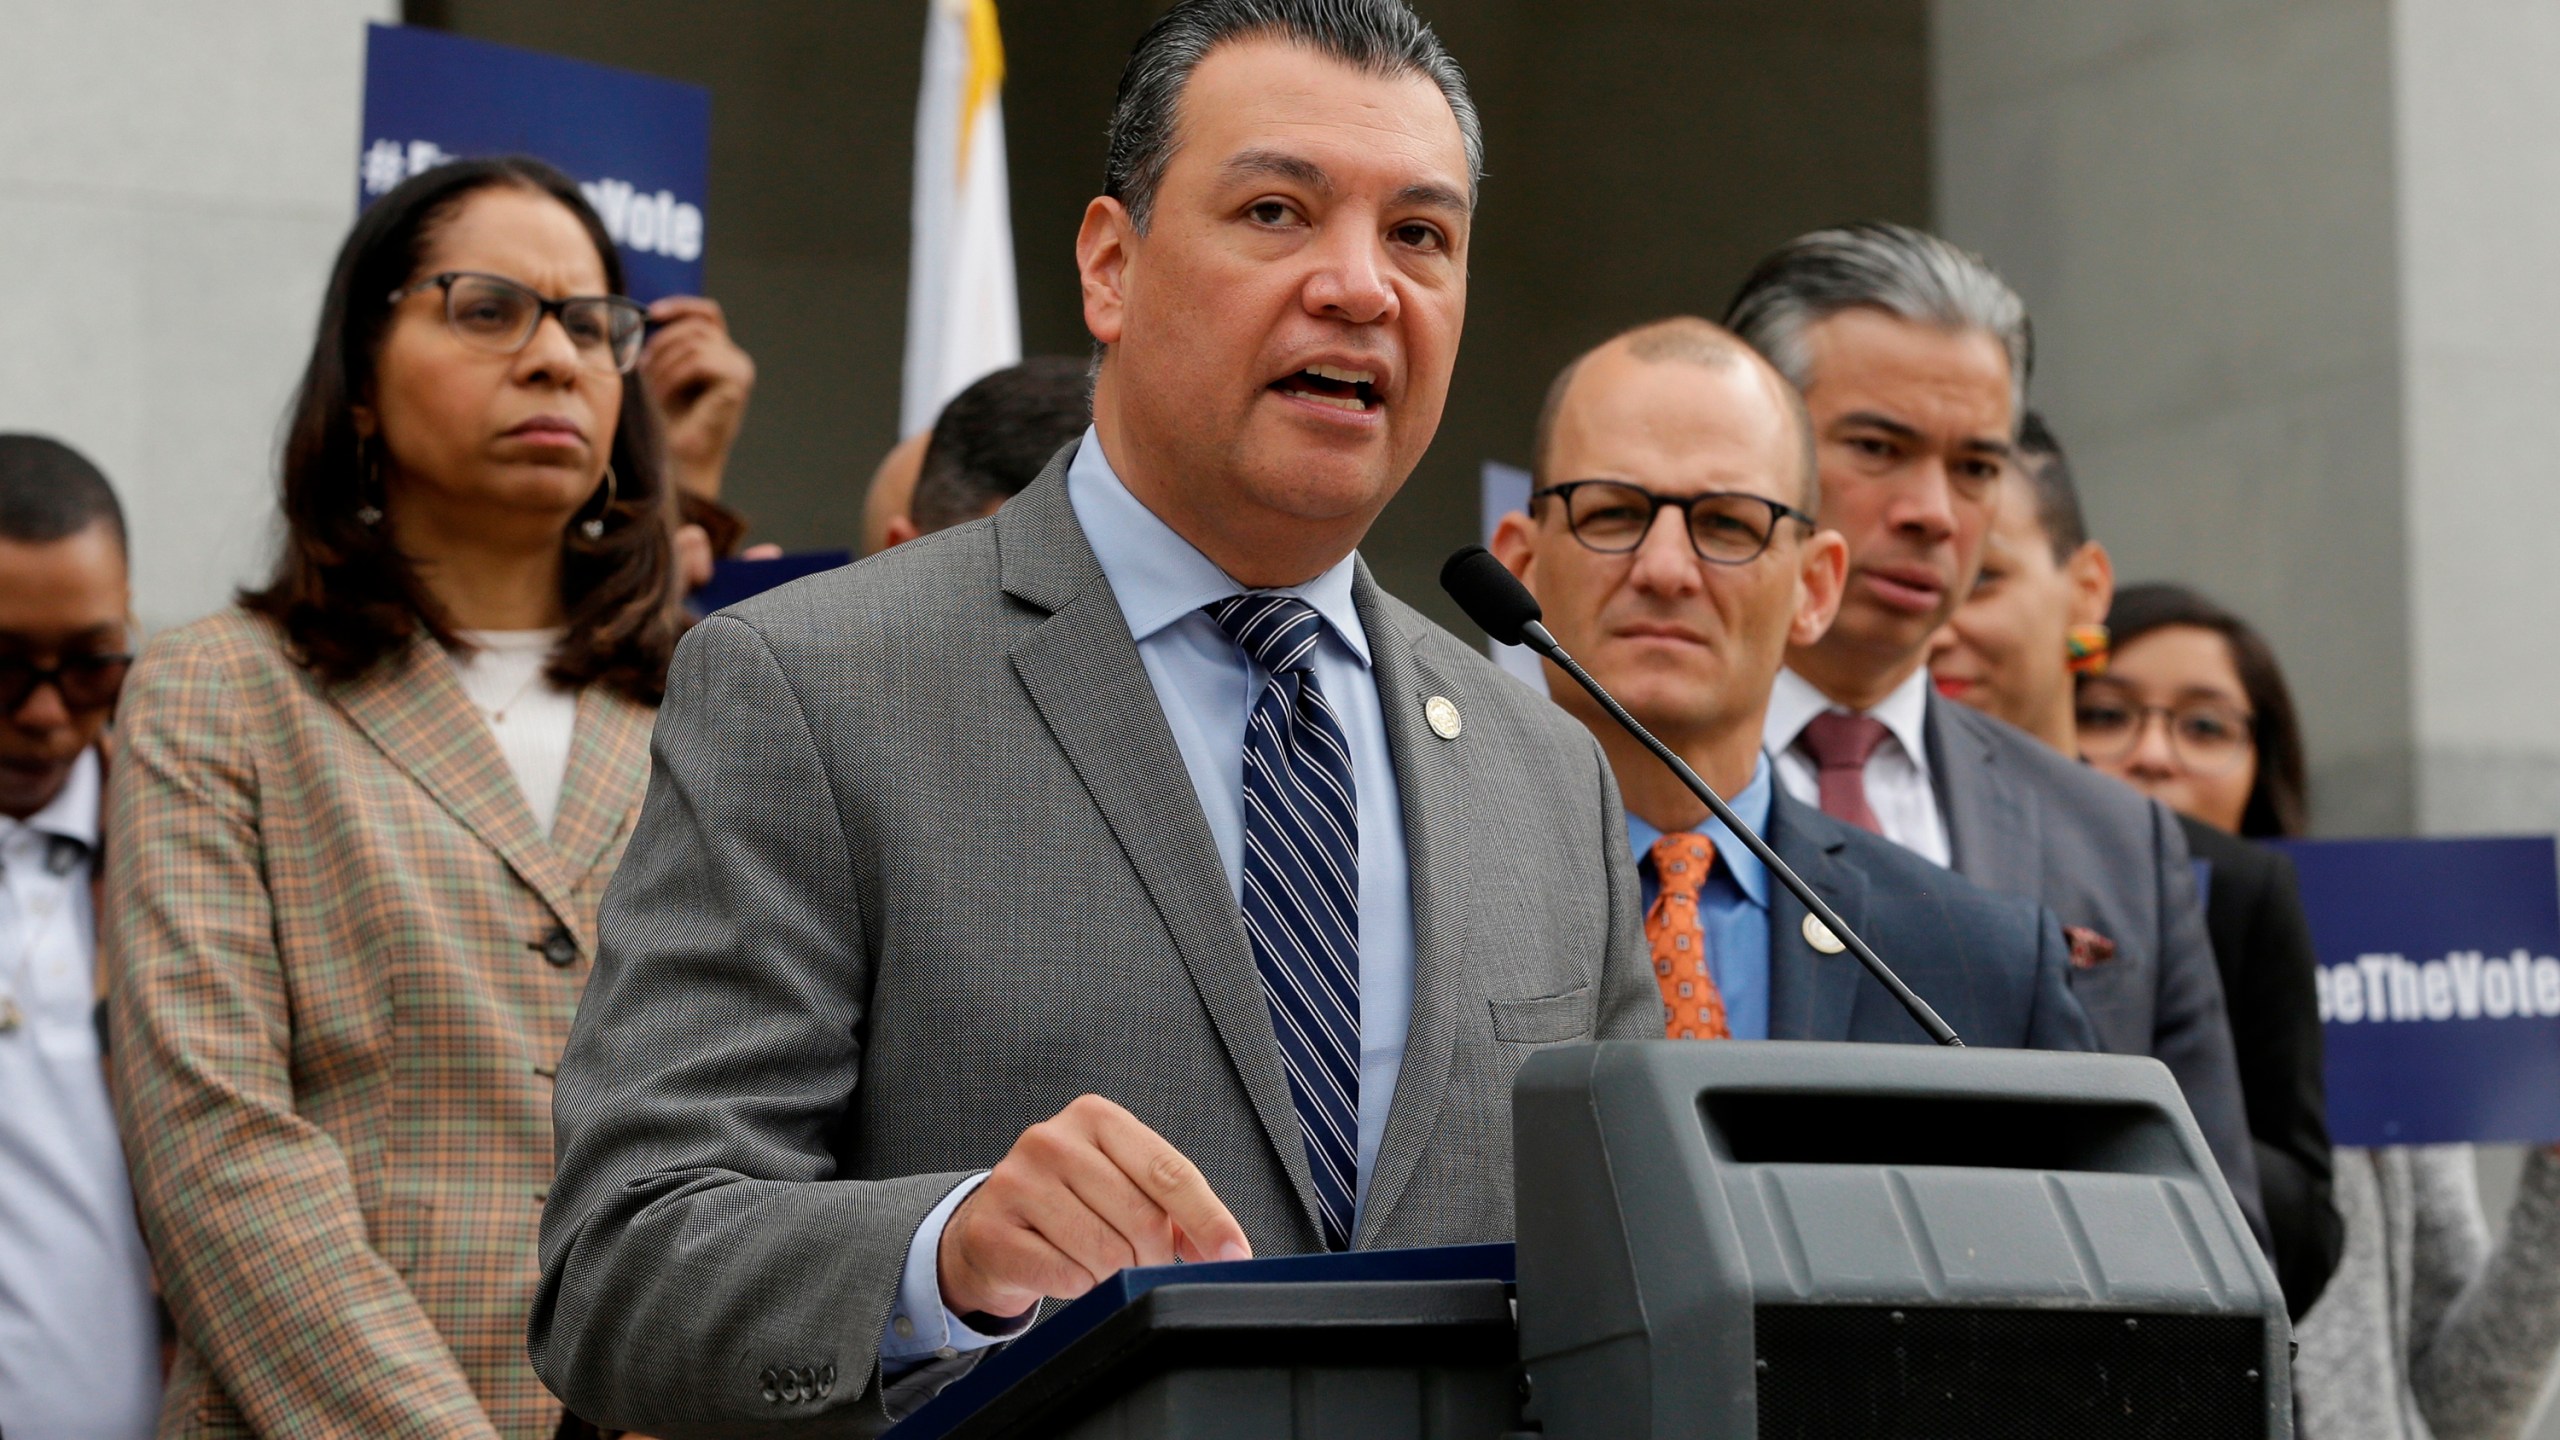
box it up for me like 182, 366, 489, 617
883, 429, 1418, 1365
0, 749, 161, 1439
1623, 757, 1776, 1042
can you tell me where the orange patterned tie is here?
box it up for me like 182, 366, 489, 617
1647, 832, 1729, 1040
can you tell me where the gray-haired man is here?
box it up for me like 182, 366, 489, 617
532, 1, 1656, 1433
1723, 223, 2269, 1248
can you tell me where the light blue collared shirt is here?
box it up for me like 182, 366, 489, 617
1623, 758, 1776, 1042
884, 429, 1418, 1366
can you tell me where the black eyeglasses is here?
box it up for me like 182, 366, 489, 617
1532, 480, 1816, 565
0, 653, 133, 715
2075, 683, 2256, 775
387, 271, 648, 373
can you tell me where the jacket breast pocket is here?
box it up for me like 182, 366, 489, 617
1489, 985, 1594, 1045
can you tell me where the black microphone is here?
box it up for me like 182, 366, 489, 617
1441, 545, 1963, 1047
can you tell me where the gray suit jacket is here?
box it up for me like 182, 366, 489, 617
1926, 691, 2268, 1243
1761, 793, 2098, 1052
530, 459, 1659, 1437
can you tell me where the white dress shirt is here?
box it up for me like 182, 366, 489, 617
451, 629, 577, 835
0, 749, 161, 1440
1765, 664, 1951, 867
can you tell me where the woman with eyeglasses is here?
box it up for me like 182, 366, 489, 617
105, 157, 675, 1439
2095, 584, 2560, 1440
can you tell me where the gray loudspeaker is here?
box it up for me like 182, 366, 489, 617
1512, 1041, 2291, 1439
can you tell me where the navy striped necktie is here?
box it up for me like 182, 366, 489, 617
1206, 592, 1360, 1251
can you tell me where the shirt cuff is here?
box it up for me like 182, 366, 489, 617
880, 1172, 1035, 1368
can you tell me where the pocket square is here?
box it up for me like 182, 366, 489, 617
2065, 925, 2118, 969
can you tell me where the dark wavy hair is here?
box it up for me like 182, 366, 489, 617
2105, 583, 2310, 839
241, 155, 677, 703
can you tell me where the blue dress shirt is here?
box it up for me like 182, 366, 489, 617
1623, 757, 1776, 1042
884, 429, 1418, 1366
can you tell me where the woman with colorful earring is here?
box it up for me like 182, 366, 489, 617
105, 156, 678, 1438
1929, 413, 2343, 1324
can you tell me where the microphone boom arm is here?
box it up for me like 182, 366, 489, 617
1519, 618, 1965, 1048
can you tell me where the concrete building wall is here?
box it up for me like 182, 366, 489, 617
2393, 2, 2560, 835
1932, 1, 2413, 836
0, 0, 394, 633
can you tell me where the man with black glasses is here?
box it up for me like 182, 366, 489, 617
1491, 319, 2094, 1052
0, 433, 156, 1440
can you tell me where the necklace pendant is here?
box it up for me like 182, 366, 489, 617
0, 996, 21, 1034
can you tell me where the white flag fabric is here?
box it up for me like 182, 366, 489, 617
902, 0, 1022, 438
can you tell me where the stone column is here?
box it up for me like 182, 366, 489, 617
0, 0, 392, 632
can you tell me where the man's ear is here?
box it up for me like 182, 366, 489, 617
1488, 507, 1538, 582
881, 514, 921, 550
1790, 527, 1850, 648
1076, 196, 1136, 347
2065, 539, 2114, 627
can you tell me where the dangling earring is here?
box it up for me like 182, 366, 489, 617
355, 439, 385, 528
2066, 623, 2112, 676
580, 464, 617, 541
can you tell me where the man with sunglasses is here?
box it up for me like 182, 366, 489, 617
1492, 319, 2093, 1052
0, 434, 157, 1439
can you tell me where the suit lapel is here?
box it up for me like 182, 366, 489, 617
545, 685, 654, 949
997, 468, 1325, 1238
1763, 796, 1869, 1041
1928, 691, 2042, 897
1348, 571, 1470, 1248
330, 637, 584, 934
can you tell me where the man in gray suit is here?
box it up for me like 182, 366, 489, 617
1719, 224, 2268, 1243
1492, 317, 2095, 1053
531, 2, 1655, 1434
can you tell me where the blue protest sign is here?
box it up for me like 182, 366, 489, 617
359, 24, 710, 302
689, 551, 851, 617
2277, 835, 2560, 1146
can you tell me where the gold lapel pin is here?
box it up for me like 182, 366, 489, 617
1424, 695, 1462, 740
1802, 913, 1847, 954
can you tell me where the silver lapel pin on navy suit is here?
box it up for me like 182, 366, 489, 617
1348, 568, 1473, 1250
996, 473, 1331, 1248
1762, 799, 1872, 1041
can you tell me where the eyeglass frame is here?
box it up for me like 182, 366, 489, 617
2074, 691, 2257, 775
0, 652, 135, 715
1530, 479, 1818, 566
384, 270, 649, 374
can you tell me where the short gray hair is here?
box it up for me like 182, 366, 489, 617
1722, 222, 2032, 417
1104, 0, 1484, 232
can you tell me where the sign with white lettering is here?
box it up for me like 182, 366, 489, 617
2279, 835, 2560, 1146
359, 24, 710, 302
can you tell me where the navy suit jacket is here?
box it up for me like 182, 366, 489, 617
1761, 792, 2097, 1052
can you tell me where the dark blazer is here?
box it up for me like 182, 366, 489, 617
531, 458, 1661, 1437
2181, 815, 2343, 1320
1761, 794, 2098, 1051
1925, 692, 2270, 1248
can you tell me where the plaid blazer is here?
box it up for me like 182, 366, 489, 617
106, 609, 652, 1440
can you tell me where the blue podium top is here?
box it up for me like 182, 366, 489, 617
885, 1242, 1517, 1439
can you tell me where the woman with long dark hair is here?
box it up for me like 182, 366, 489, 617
106, 156, 675, 1438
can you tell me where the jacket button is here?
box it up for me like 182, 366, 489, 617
759, 1368, 780, 1403
535, 925, 578, 968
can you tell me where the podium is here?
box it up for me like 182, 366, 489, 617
885, 1244, 1524, 1439
887, 1042, 2291, 1439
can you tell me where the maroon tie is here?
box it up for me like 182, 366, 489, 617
1797, 711, 1893, 835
